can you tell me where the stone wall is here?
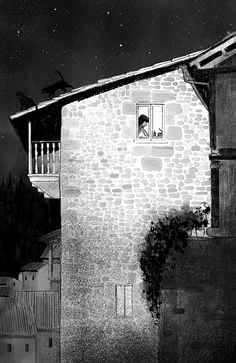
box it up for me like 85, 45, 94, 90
160, 237, 236, 362
60, 68, 211, 362
37, 331, 60, 363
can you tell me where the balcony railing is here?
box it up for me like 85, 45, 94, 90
29, 141, 60, 175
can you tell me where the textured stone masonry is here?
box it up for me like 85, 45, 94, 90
60, 68, 211, 362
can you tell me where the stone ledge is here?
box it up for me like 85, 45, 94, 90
207, 227, 236, 237
28, 174, 60, 199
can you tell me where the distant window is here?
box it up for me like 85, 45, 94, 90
116, 284, 133, 317
7, 344, 11, 352
32, 276, 34, 280
137, 104, 164, 140
25, 344, 29, 352
49, 338, 53, 348
25, 276, 27, 281
13, 282, 15, 286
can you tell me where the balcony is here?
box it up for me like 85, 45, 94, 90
28, 140, 60, 199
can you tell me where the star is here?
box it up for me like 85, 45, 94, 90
54, 8, 57, 11
119, 43, 123, 47
17, 30, 20, 35
106, 11, 110, 15
52, 29, 56, 32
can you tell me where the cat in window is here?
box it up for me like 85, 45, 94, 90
41, 71, 74, 99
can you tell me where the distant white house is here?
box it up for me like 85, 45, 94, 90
18, 261, 49, 291
18, 229, 61, 292
10, 291, 60, 363
0, 303, 37, 363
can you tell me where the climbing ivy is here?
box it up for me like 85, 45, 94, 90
139, 203, 210, 323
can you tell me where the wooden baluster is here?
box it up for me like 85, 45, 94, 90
58, 142, 61, 173
34, 143, 38, 174
41, 142, 44, 174
47, 143, 50, 174
52, 142, 56, 173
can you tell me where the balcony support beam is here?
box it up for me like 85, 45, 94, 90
28, 121, 32, 174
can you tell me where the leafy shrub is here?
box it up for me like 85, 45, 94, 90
139, 203, 210, 323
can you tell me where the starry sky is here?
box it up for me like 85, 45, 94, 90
0, 0, 236, 180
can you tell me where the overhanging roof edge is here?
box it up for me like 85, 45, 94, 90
9, 49, 204, 120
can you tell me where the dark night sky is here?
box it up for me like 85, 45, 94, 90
0, 0, 236, 180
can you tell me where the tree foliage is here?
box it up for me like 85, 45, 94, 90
0, 176, 60, 277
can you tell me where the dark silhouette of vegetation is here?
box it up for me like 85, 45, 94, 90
140, 203, 210, 323
0, 175, 60, 277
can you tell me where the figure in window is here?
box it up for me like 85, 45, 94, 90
138, 114, 149, 138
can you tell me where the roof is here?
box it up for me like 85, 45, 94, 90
190, 31, 236, 69
0, 287, 11, 297
0, 277, 19, 285
38, 229, 61, 245
10, 291, 59, 330
0, 303, 37, 336
40, 242, 61, 260
10, 49, 203, 120
20, 261, 46, 272
38, 229, 61, 259
9, 32, 236, 122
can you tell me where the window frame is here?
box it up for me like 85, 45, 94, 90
115, 284, 133, 318
49, 338, 53, 348
136, 103, 166, 142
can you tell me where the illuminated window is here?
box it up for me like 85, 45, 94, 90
137, 104, 164, 140
116, 284, 133, 317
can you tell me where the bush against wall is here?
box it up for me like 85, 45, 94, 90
139, 203, 210, 323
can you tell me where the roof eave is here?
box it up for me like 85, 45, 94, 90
9, 50, 203, 121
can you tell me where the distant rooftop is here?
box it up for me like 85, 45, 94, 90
11, 291, 59, 330
38, 229, 61, 245
40, 242, 61, 260
0, 303, 37, 336
0, 286, 11, 297
20, 261, 46, 272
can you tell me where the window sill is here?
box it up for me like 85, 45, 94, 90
134, 139, 169, 145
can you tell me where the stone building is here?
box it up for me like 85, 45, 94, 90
10, 33, 236, 362
0, 303, 37, 363
39, 229, 61, 292
18, 229, 61, 292
11, 290, 60, 363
